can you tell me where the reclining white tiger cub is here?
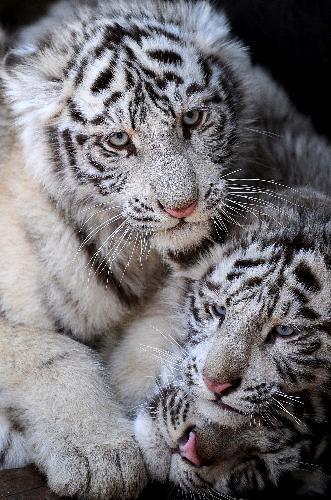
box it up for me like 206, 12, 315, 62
109, 187, 331, 498
0, 0, 330, 498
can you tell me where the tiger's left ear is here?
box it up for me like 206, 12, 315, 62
191, 1, 251, 71
1, 41, 69, 124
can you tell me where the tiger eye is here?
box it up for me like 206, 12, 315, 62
108, 131, 130, 148
182, 109, 203, 127
274, 325, 295, 337
211, 304, 226, 322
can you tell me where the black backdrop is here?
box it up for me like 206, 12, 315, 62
0, 1, 330, 498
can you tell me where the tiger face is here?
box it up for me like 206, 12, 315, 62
135, 213, 331, 496
2, 0, 252, 254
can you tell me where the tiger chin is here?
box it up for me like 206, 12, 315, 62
109, 188, 331, 498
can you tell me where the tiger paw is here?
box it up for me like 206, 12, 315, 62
41, 436, 147, 499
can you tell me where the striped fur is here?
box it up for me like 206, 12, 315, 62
1, 1, 331, 498
110, 190, 331, 497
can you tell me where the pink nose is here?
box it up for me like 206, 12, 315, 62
179, 430, 201, 467
163, 201, 197, 219
204, 377, 233, 395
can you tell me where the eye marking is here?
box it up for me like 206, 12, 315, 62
210, 304, 226, 322
107, 131, 131, 148
273, 325, 295, 337
182, 109, 203, 128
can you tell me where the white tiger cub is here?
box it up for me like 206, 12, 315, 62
109, 188, 331, 498
0, 0, 331, 498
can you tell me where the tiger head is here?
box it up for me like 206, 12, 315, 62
1, 0, 254, 254
135, 195, 331, 496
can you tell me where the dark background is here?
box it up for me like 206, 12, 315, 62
0, 1, 330, 498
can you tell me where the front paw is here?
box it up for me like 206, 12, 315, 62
41, 435, 147, 499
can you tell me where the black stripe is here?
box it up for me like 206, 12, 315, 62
294, 262, 320, 292
148, 27, 181, 42
167, 237, 214, 269
104, 91, 123, 106
76, 133, 88, 146
288, 356, 326, 369
199, 57, 212, 86
62, 129, 77, 168
155, 76, 167, 90
186, 83, 205, 96
314, 320, 331, 335
140, 65, 158, 80
281, 358, 297, 383
90, 114, 105, 125
205, 280, 220, 291
46, 126, 64, 176
91, 64, 114, 93
299, 307, 320, 320
67, 98, 87, 124
190, 295, 202, 324
94, 43, 106, 58
129, 25, 149, 45
74, 55, 88, 85
144, 81, 175, 117
297, 339, 322, 355
226, 270, 243, 281
125, 68, 135, 89
87, 154, 109, 172
233, 258, 265, 269
40, 352, 70, 369
245, 276, 264, 288
163, 71, 183, 85
147, 49, 182, 65
104, 23, 128, 46
289, 287, 309, 304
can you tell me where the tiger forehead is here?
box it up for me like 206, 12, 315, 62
200, 248, 329, 303
63, 19, 223, 116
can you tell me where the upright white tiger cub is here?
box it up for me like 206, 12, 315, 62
0, 0, 330, 498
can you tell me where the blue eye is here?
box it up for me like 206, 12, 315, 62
274, 325, 294, 337
108, 131, 130, 147
211, 305, 226, 321
182, 109, 202, 127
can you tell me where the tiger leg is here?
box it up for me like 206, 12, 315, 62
0, 319, 147, 499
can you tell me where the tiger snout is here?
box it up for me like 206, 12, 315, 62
150, 153, 198, 213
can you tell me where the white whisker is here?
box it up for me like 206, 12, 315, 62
242, 126, 284, 139
151, 325, 189, 356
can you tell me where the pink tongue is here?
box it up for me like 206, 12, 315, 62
179, 431, 201, 467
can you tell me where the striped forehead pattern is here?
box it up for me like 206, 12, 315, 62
61, 17, 239, 130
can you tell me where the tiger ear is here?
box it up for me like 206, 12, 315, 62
191, 2, 230, 48
1, 42, 67, 124
191, 2, 250, 70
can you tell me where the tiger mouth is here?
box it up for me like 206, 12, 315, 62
154, 219, 206, 235
213, 397, 248, 416
172, 427, 204, 467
